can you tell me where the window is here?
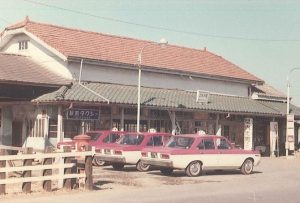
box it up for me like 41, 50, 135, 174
216, 138, 231, 149
18, 41, 28, 50
147, 136, 163, 146
103, 133, 121, 143
167, 137, 194, 149
119, 134, 144, 145
198, 139, 215, 150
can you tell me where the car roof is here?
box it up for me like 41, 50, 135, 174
174, 134, 224, 139
86, 130, 125, 133
123, 132, 171, 136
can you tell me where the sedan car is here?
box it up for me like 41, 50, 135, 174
95, 132, 172, 171
141, 134, 261, 177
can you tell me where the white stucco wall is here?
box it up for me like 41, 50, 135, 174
1, 33, 72, 79
69, 62, 249, 96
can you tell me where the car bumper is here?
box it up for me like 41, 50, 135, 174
141, 158, 173, 168
95, 155, 126, 163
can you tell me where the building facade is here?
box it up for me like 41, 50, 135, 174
0, 17, 299, 155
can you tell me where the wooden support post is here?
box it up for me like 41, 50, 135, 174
22, 147, 33, 193
63, 146, 72, 190
71, 159, 78, 189
85, 145, 93, 190
43, 147, 53, 192
0, 149, 6, 195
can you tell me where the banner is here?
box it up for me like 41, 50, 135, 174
286, 114, 295, 150
244, 118, 253, 150
270, 122, 278, 156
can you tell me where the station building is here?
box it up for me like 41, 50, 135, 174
0, 17, 299, 155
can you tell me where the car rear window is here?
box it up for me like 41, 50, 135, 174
86, 132, 102, 141
103, 133, 121, 143
167, 137, 194, 149
119, 134, 144, 145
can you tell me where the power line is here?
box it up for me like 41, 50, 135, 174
23, 0, 300, 42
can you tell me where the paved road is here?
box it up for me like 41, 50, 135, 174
2, 155, 300, 203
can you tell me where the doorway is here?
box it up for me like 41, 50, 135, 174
12, 121, 23, 147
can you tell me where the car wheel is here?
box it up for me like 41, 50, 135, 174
93, 157, 106, 166
136, 161, 150, 172
160, 168, 173, 176
241, 159, 254, 175
112, 163, 125, 170
186, 161, 202, 177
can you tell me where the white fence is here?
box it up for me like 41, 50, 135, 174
0, 145, 94, 195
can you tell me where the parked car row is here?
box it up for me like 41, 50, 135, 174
57, 130, 261, 177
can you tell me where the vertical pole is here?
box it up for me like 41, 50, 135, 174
0, 149, 6, 195
137, 67, 141, 133
171, 111, 176, 135
79, 59, 83, 84
43, 146, 53, 192
57, 105, 63, 143
22, 147, 33, 193
85, 145, 93, 190
120, 107, 124, 131
286, 79, 290, 157
63, 146, 72, 190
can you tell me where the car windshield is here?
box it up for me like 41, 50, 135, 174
119, 134, 144, 145
167, 136, 194, 149
86, 132, 102, 141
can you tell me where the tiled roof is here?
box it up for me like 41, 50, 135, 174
258, 100, 300, 116
0, 53, 71, 86
252, 83, 286, 99
33, 82, 299, 116
3, 18, 263, 83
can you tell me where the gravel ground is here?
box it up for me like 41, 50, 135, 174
2, 154, 300, 203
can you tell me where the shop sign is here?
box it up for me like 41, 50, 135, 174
244, 118, 253, 150
286, 114, 295, 150
196, 90, 210, 104
66, 109, 99, 120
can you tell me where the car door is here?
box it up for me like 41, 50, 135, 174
197, 138, 219, 169
216, 137, 242, 168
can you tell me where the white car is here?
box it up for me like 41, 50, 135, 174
141, 134, 261, 177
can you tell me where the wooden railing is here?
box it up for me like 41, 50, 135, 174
0, 145, 94, 195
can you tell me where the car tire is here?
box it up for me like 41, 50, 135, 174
186, 161, 202, 177
112, 163, 125, 170
93, 157, 106, 166
160, 168, 173, 176
136, 161, 150, 172
241, 159, 254, 175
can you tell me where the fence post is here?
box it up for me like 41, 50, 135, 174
63, 146, 72, 190
22, 147, 33, 193
0, 149, 6, 195
85, 145, 93, 190
43, 147, 53, 192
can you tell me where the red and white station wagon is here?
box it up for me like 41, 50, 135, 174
96, 132, 172, 171
141, 134, 261, 177
57, 130, 125, 166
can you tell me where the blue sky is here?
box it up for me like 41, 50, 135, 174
1, 0, 300, 105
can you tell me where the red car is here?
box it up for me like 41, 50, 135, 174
57, 130, 125, 165
141, 134, 261, 177
96, 132, 172, 171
